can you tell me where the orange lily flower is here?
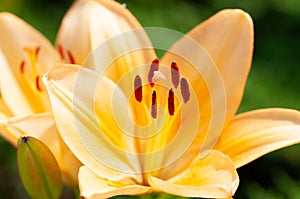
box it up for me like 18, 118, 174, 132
0, 0, 146, 186
43, 4, 300, 199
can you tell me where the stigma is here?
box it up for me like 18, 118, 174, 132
133, 59, 190, 119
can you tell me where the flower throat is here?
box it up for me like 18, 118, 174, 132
134, 59, 190, 119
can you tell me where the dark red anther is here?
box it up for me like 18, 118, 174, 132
67, 51, 75, 64
58, 45, 65, 60
148, 59, 159, 87
20, 61, 25, 74
168, 89, 175, 116
171, 62, 180, 88
151, 90, 157, 119
180, 78, 190, 103
35, 46, 40, 57
36, 76, 42, 92
134, 75, 143, 103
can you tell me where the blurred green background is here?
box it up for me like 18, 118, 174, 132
0, 0, 300, 198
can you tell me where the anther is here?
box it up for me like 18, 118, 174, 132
67, 51, 75, 64
148, 59, 159, 87
134, 75, 143, 103
171, 62, 180, 88
20, 61, 25, 74
168, 89, 175, 116
36, 76, 42, 92
35, 46, 40, 57
58, 45, 65, 60
151, 90, 157, 119
180, 78, 190, 103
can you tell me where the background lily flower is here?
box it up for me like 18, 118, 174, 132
0, 0, 151, 187
43, 7, 300, 199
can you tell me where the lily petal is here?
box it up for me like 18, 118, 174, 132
0, 113, 81, 187
162, 9, 254, 123
43, 64, 142, 182
0, 113, 54, 146
79, 166, 151, 199
0, 97, 13, 119
0, 13, 60, 115
56, 0, 155, 67
158, 10, 254, 177
214, 108, 300, 168
149, 150, 239, 198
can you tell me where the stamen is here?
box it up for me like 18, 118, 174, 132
36, 76, 42, 92
151, 90, 157, 119
67, 51, 75, 64
23, 45, 39, 78
134, 75, 143, 103
58, 45, 65, 60
20, 61, 25, 74
148, 59, 159, 87
171, 62, 180, 88
180, 78, 190, 103
35, 46, 40, 57
168, 89, 175, 116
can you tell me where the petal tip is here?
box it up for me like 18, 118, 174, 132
219, 9, 254, 28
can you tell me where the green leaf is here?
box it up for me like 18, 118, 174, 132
17, 136, 63, 199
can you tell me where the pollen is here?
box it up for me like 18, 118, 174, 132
180, 78, 190, 103
171, 62, 180, 88
134, 75, 143, 103
20, 44, 44, 92
151, 90, 157, 119
133, 59, 191, 119
36, 76, 42, 92
35, 46, 40, 56
168, 89, 175, 116
58, 44, 65, 60
67, 51, 76, 64
20, 61, 25, 74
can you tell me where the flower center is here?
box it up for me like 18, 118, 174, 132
19, 44, 43, 92
18, 43, 51, 113
133, 59, 190, 119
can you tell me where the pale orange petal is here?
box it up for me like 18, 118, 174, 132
0, 113, 55, 146
185, 9, 253, 121
0, 13, 60, 114
56, 0, 155, 66
0, 96, 13, 118
79, 166, 151, 199
0, 113, 81, 187
149, 150, 239, 198
159, 9, 253, 178
215, 108, 300, 168
43, 64, 142, 182
162, 8, 253, 123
